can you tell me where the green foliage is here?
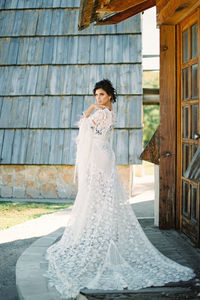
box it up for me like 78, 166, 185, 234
143, 105, 160, 148
143, 71, 159, 89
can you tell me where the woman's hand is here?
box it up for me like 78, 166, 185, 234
84, 104, 106, 118
91, 104, 106, 110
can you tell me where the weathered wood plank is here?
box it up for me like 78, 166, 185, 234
140, 125, 160, 165
51, 8, 62, 35
40, 130, 51, 164
1, 0, 80, 9
0, 97, 12, 128
0, 127, 143, 165
25, 129, 37, 163
11, 129, 22, 163
19, 129, 29, 163
60, 0, 80, 8
7, 38, 20, 64
62, 129, 71, 164
59, 96, 72, 128
32, 129, 43, 164
0, 10, 15, 36
68, 129, 78, 164
157, 0, 200, 25
49, 130, 64, 164
0, 2, 142, 168
1, 129, 15, 163
25, 66, 39, 95
96, 0, 148, 13
71, 96, 84, 128
0, 0, 6, 9
129, 129, 143, 164
17, 0, 39, 9
0, 96, 142, 129
12, 10, 24, 36
27, 37, 44, 64
159, 25, 176, 229
0, 35, 141, 65
0, 37, 10, 64
0, 130, 5, 161
78, 0, 94, 31
35, 66, 49, 95
116, 96, 142, 128
20, 10, 38, 36
67, 36, 79, 64
17, 37, 30, 64
0, 9, 141, 37
90, 35, 105, 63
95, 0, 155, 25
12, 97, 29, 128
42, 37, 54, 64
77, 36, 91, 63
36, 9, 53, 36
115, 129, 129, 164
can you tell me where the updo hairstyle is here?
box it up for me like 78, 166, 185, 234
93, 79, 117, 103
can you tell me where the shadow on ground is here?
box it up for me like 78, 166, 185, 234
0, 237, 38, 300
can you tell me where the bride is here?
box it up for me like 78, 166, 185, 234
44, 79, 195, 299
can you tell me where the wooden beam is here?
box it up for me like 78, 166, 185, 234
159, 25, 176, 229
95, 0, 156, 25
140, 125, 160, 165
96, 0, 148, 13
78, 0, 94, 31
157, 0, 200, 25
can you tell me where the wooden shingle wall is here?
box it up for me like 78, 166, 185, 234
0, 0, 142, 165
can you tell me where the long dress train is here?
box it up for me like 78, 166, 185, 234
44, 107, 195, 299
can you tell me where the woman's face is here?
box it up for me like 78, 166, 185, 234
95, 88, 111, 105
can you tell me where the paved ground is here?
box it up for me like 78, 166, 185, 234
15, 218, 200, 300
0, 208, 71, 300
1, 175, 200, 299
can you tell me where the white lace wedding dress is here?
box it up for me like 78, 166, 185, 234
44, 107, 195, 299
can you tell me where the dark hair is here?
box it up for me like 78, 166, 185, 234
93, 79, 117, 103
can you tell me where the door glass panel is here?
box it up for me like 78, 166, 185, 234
191, 64, 198, 99
191, 23, 197, 59
191, 143, 198, 159
191, 184, 197, 223
191, 104, 198, 138
182, 68, 189, 100
183, 29, 189, 63
182, 106, 189, 138
182, 143, 189, 176
182, 180, 189, 216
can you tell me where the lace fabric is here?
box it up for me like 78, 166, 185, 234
44, 107, 195, 300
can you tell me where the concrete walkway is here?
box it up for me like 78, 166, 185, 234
1, 175, 200, 299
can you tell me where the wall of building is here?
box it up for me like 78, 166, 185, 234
0, 0, 142, 200
0, 165, 132, 201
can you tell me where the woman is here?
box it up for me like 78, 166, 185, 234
44, 79, 195, 299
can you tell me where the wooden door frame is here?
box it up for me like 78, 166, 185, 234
159, 24, 177, 229
176, 8, 200, 244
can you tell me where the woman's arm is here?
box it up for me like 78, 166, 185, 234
78, 104, 106, 127
84, 104, 106, 118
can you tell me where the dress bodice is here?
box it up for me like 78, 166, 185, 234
79, 107, 115, 139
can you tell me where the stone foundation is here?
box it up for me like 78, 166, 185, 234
0, 165, 132, 201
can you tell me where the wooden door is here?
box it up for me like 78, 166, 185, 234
177, 10, 200, 246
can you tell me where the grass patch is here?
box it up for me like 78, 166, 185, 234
0, 201, 72, 230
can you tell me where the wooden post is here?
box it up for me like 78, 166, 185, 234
159, 25, 176, 229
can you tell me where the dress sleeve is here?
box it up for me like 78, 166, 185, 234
87, 109, 113, 136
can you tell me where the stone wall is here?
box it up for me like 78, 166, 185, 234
0, 165, 132, 201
